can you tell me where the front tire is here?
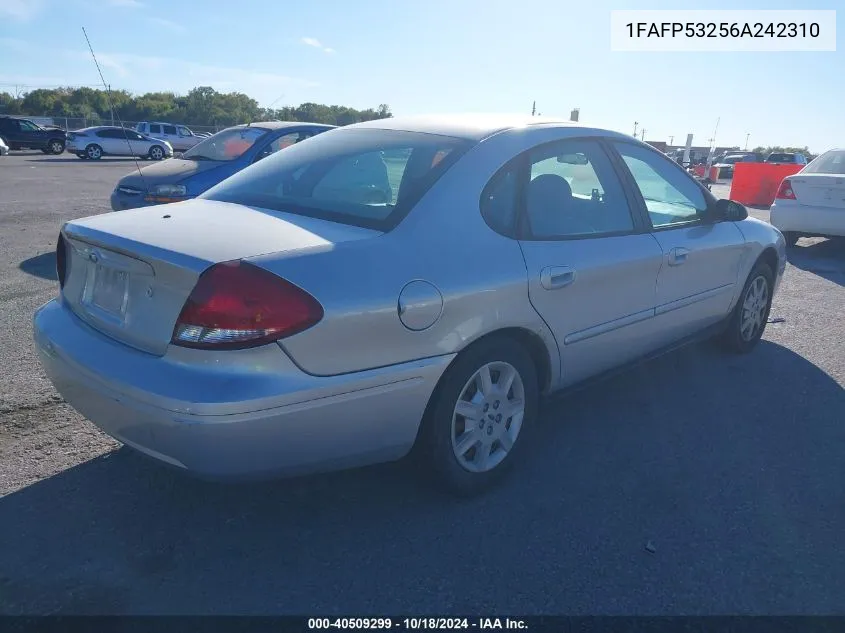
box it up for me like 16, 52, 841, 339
49, 139, 65, 154
783, 232, 799, 248
720, 261, 774, 354
85, 144, 103, 160
416, 337, 539, 496
148, 145, 165, 160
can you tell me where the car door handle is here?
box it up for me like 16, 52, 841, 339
540, 266, 576, 290
668, 247, 690, 266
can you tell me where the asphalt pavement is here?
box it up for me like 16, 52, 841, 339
0, 154, 844, 615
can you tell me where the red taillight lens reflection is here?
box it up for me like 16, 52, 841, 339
776, 179, 796, 200
171, 260, 323, 350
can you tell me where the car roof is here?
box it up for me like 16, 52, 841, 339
230, 121, 337, 132
74, 126, 133, 132
344, 114, 625, 141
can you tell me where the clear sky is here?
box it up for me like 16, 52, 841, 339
0, 0, 840, 152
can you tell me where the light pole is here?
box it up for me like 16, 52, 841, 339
669, 135, 674, 145
641, 129, 646, 141
633, 121, 638, 137
745, 133, 750, 151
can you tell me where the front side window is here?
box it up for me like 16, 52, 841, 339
163, 125, 177, 135
177, 126, 192, 136
524, 139, 634, 238
182, 127, 268, 162
202, 128, 471, 230
19, 120, 39, 132
613, 142, 707, 228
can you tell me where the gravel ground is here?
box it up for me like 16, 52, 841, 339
0, 155, 843, 615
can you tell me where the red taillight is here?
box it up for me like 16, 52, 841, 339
171, 260, 323, 350
56, 234, 67, 288
776, 179, 796, 200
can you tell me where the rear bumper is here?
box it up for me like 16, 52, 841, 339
770, 202, 845, 238
33, 298, 453, 479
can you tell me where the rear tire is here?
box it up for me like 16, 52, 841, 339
85, 144, 103, 160
720, 261, 774, 354
148, 145, 165, 160
783, 231, 799, 248
416, 337, 539, 497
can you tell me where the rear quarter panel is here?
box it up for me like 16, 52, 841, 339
250, 125, 611, 385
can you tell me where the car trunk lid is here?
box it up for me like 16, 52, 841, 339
59, 199, 381, 356
788, 174, 845, 209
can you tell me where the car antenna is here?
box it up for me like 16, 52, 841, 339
82, 26, 148, 191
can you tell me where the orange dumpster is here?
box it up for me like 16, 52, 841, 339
730, 163, 804, 207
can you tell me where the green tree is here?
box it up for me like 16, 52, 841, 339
7, 85, 391, 129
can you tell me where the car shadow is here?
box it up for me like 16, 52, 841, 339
1, 340, 844, 615
18, 252, 57, 281
787, 238, 845, 286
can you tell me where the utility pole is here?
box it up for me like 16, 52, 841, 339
531, 101, 536, 116
641, 129, 646, 141
633, 121, 638, 137
745, 133, 750, 151
669, 135, 674, 145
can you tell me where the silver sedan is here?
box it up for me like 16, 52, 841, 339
33, 115, 787, 495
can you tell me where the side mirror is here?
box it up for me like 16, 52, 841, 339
710, 198, 748, 223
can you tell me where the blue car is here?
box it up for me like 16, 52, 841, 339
110, 121, 335, 211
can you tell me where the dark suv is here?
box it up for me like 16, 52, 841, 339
0, 116, 67, 154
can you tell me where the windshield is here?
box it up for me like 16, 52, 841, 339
202, 128, 472, 230
802, 150, 845, 174
182, 126, 268, 161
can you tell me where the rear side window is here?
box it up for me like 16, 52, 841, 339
803, 150, 845, 174
202, 128, 472, 231
149, 124, 162, 134
526, 140, 634, 238
481, 164, 519, 235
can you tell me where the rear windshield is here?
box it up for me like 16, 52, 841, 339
183, 127, 268, 162
767, 153, 795, 162
202, 128, 473, 230
802, 150, 845, 175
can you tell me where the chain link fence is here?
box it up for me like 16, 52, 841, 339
20, 115, 222, 135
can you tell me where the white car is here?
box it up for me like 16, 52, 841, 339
0, 136, 8, 156
66, 126, 174, 161
135, 121, 203, 152
770, 148, 845, 246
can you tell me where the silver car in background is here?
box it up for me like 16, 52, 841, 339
66, 126, 174, 160
33, 115, 786, 495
